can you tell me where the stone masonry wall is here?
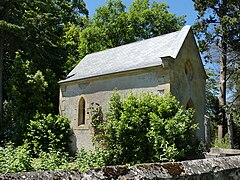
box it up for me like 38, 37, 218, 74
60, 67, 170, 152
1, 156, 240, 179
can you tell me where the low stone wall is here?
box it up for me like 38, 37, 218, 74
205, 148, 240, 158
1, 156, 240, 179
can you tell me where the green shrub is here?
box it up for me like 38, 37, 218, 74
72, 148, 106, 172
212, 134, 230, 149
25, 113, 71, 156
96, 92, 199, 165
0, 143, 33, 174
32, 151, 70, 171
0, 144, 104, 174
31, 148, 106, 172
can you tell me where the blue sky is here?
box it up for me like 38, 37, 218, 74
84, 0, 198, 25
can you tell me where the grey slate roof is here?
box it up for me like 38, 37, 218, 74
59, 25, 191, 83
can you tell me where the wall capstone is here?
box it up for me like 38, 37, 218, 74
1, 156, 240, 179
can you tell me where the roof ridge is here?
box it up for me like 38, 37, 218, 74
60, 26, 192, 83
169, 25, 191, 59
85, 29, 182, 58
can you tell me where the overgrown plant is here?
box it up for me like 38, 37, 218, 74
0, 143, 33, 174
25, 113, 71, 156
96, 92, 200, 165
90, 103, 104, 131
212, 134, 230, 149
0, 144, 106, 174
31, 151, 70, 171
73, 148, 106, 172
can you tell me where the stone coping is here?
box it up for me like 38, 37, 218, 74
210, 148, 240, 155
1, 156, 240, 179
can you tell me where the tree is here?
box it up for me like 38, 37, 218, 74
95, 92, 199, 165
0, 0, 88, 143
227, 51, 240, 110
192, 0, 240, 137
205, 68, 219, 122
77, 0, 185, 61
77, 0, 131, 60
129, 0, 184, 39
0, 0, 26, 120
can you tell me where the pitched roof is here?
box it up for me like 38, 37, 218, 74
59, 25, 191, 83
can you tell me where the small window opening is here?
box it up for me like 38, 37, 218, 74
185, 60, 193, 81
186, 98, 194, 109
78, 97, 85, 125
158, 89, 165, 96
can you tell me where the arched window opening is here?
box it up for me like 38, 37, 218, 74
186, 98, 194, 109
78, 97, 85, 125
185, 60, 193, 81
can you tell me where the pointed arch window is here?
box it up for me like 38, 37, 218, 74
78, 97, 85, 125
186, 98, 194, 109
185, 60, 193, 81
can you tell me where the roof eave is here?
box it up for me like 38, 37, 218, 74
58, 64, 165, 85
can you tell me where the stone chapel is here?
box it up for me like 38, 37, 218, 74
59, 25, 206, 152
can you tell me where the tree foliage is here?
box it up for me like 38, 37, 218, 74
96, 92, 199, 165
192, 0, 239, 54
25, 113, 71, 156
0, 0, 88, 143
77, 0, 185, 60
0, 0, 186, 144
192, 0, 240, 135
205, 68, 219, 121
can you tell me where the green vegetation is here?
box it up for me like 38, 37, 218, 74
0, 0, 185, 147
0, 143, 32, 174
77, 0, 185, 60
192, 0, 239, 140
25, 114, 71, 156
232, 111, 240, 148
0, 0, 191, 174
212, 134, 231, 149
0, 114, 104, 174
0, 0, 238, 175
0, 143, 104, 174
0, 92, 201, 174
1, 0, 89, 144
94, 92, 201, 165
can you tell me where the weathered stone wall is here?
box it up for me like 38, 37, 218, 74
59, 29, 206, 152
1, 156, 240, 179
60, 67, 170, 152
170, 30, 206, 140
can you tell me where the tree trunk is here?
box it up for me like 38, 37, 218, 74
204, 115, 211, 149
219, 37, 227, 138
227, 113, 234, 149
0, 30, 3, 121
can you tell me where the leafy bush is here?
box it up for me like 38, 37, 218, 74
0, 143, 105, 174
96, 92, 199, 165
212, 134, 230, 149
0, 143, 33, 174
90, 103, 104, 133
72, 148, 106, 172
25, 113, 71, 156
31, 148, 106, 172
32, 151, 70, 171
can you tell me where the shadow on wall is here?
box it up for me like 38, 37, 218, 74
69, 129, 78, 155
